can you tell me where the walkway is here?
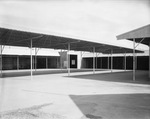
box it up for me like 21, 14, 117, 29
0, 70, 150, 119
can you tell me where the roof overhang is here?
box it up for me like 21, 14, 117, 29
117, 24, 150, 46
0, 27, 143, 54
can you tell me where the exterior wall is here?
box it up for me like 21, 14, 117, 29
59, 51, 78, 69
48, 56, 60, 68
1, 54, 78, 70
137, 56, 149, 70
2, 55, 60, 70
2, 55, 148, 71
3, 55, 17, 70
113, 57, 124, 69
19, 56, 30, 69
59, 51, 67, 68
82, 56, 149, 70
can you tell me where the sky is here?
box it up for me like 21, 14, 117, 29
0, 0, 150, 53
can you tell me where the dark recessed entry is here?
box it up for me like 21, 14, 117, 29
70, 55, 77, 68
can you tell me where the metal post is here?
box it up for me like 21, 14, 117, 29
96, 53, 97, 69
68, 43, 70, 76
124, 52, 126, 71
108, 54, 109, 70
93, 47, 95, 74
30, 39, 33, 80
35, 48, 37, 71
60, 50, 63, 70
133, 38, 135, 81
101, 57, 103, 69
56, 57, 60, 68
149, 42, 150, 78
46, 57, 48, 69
80, 51, 82, 69
17, 56, 19, 70
111, 50, 113, 72
32, 55, 34, 69
0, 45, 2, 78
136, 54, 137, 70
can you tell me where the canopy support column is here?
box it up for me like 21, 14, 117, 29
0, 45, 2, 78
111, 50, 113, 72
96, 53, 97, 69
35, 48, 36, 71
17, 56, 19, 70
93, 47, 95, 74
30, 39, 33, 80
101, 57, 102, 69
60, 50, 63, 70
149, 42, 150, 78
80, 51, 86, 69
108, 54, 109, 70
46, 57, 48, 69
35, 48, 40, 71
68, 43, 70, 76
133, 38, 136, 81
124, 52, 126, 71
80, 51, 83, 69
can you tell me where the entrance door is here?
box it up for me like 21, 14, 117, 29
70, 55, 77, 68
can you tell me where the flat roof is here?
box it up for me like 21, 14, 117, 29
0, 27, 143, 54
117, 24, 150, 46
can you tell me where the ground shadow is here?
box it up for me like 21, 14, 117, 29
70, 93, 150, 119
69, 70, 150, 85
2, 69, 104, 78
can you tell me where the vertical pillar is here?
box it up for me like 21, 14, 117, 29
46, 57, 48, 69
149, 42, 150, 78
0, 45, 2, 78
101, 57, 103, 69
108, 54, 109, 70
68, 43, 70, 76
96, 53, 97, 69
35, 48, 37, 71
60, 50, 63, 70
17, 56, 19, 70
33, 56, 35, 69
136, 54, 137, 70
57, 57, 59, 68
80, 51, 82, 69
93, 47, 95, 74
124, 52, 126, 71
111, 50, 113, 72
133, 38, 135, 81
30, 39, 33, 80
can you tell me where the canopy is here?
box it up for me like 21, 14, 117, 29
117, 24, 150, 46
116, 24, 150, 80
0, 27, 143, 54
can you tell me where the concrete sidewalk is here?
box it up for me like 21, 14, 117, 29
0, 72, 150, 119
1, 68, 105, 78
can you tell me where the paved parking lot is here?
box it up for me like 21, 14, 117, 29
0, 70, 150, 119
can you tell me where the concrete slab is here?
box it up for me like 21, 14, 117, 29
1, 68, 105, 78
0, 71, 150, 119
